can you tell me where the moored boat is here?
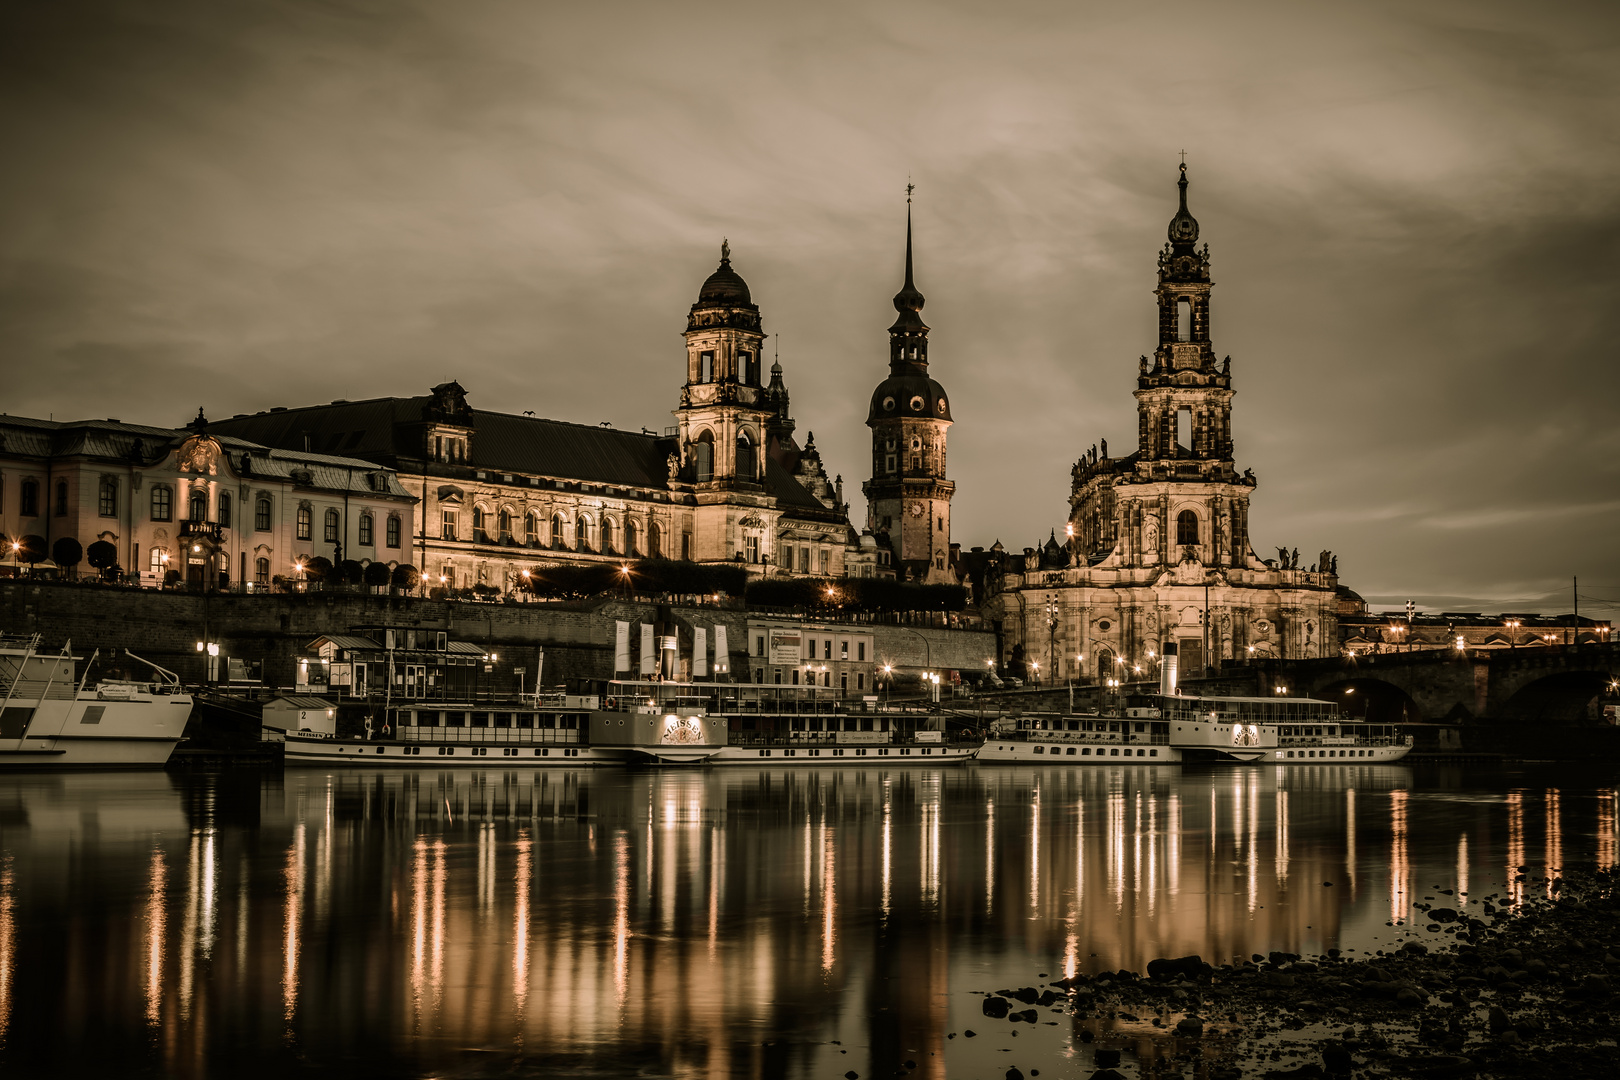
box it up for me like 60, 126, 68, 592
0, 635, 192, 767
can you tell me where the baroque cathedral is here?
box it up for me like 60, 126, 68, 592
984, 166, 1342, 679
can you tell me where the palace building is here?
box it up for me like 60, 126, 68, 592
207, 245, 860, 593
0, 412, 415, 588
985, 165, 1342, 681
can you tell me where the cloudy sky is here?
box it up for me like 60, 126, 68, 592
2, 0, 1617, 616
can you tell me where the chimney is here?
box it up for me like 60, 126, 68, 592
1159, 641, 1178, 696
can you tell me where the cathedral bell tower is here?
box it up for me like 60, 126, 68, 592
1068, 164, 1255, 571
863, 195, 955, 583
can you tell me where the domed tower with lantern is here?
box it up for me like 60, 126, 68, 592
672, 240, 785, 568
863, 195, 955, 584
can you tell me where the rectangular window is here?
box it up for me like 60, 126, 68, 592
255, 498, 272, 531
745, 535, 759, 563
885, 454, 896, 474
98, 479, 117, 517
798, 547, 809, 572
823, 640, 831, 660
819, 549, 830, 575
296, 506, 311, 540
386, 516, 400, 548
910, 454, 921, 470
358, 513, 373, 546
857, 642, 866, 661
323, 510, 339, 543
151, 487, 172, 522
840, 640, 849, 660
699, 351, 714, 382
20, 481, 37, 517
441, 510, 458, 541
217, 492, 231, 528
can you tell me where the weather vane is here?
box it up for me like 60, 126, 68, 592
906, 180, 914, 203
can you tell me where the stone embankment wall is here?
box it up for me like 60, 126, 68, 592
0, 581, 994, 692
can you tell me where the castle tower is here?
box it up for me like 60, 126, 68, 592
674, 242, 782, 567
863, 197, 955, 583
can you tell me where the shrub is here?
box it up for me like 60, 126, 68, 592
391, 564, 421, 591
86, 540, 118, 575
337, 559, 365, 585
51, 537, 83, 575
363, 561, 391, 587
304, 556, 333, 583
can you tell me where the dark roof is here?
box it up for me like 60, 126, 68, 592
210, 392, 843, 519
208, 398, 673, 488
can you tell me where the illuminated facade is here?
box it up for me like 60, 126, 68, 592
987, 166, 1341, 680
0, 412, 414, 587
207, 247, 855, 593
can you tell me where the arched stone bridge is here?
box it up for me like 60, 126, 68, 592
1180, 642, 1620, 724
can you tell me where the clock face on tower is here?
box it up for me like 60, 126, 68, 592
909, 503, 925, 518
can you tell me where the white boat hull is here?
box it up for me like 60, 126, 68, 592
705, 742, 977, 765
976, 740, 1180, 764
0, 693, 190, 768
283, 734, 619, 767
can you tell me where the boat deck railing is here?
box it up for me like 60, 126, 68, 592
393, 726, 584, 745
994, 729, 1171, 746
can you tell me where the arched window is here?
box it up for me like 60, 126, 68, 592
648, 522, 661, 559
497, 508, 512, 540
551, 514, 565, 549
472, 506, 487, 539
358, 513, 374, 546
576, 514, 591, 552
625, 519, 638, 557
256, 497, 272, 531
217, 492, 231, 529
1177, 510, 1199, 546
386, 515, 401, 548
736, 431, 755, 480
151, 486, 172, 523
296, 505, 312, 540
255, 557, 269, 585
1177, 298, 1191, 342
98, 477, 118, 517
55, 480, 69, 516
699, 351, 714, 383
694, 432, 714, 482
190, 490, 208, 522
525, 512, 539, 546
600, 517, 615, 555
324, 508, 340, 543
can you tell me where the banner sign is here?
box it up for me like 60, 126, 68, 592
614, 622, 630, 673
694, 627, 707, 677
639, 624, 655, 675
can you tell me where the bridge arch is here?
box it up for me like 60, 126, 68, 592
1313, 677, 1426, 724
1498, 669, 1617, 725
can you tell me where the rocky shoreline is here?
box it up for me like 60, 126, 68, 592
973, 866, 1618, 1079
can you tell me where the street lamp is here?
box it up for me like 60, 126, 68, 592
1274, 684, 1288, 696
1030, 659, 1040, 686
1505, 619, 1520, 650
1043, 594, 1059, 689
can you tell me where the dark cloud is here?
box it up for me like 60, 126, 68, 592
1, 0, 1616, 615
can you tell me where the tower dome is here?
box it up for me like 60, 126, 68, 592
696, 239, 752, 305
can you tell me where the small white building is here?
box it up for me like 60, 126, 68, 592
261, 695, 336, 741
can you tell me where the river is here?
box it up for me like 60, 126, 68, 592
0, 761, 1613, 1078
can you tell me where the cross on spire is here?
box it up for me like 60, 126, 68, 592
906, 181, 914, 203
1179, 149, 1187, 166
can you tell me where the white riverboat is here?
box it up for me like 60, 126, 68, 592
974, 690, 1410, 767
1158, 693, 1412, 764
285, 678, 979, 767
976, 709, 1181, 764
0, 636, 192, 767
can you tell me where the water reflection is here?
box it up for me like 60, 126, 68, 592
0, 765, 1613, 1077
